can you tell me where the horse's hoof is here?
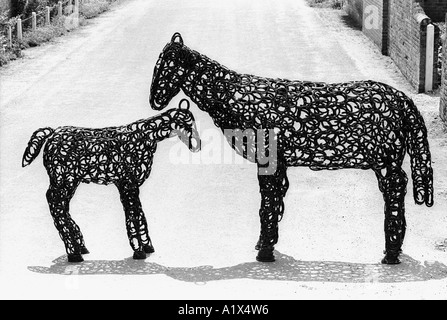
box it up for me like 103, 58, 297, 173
67, 254, 84, 263
143, 244, 155, 254
255, 238, 264, 250
81, 247, 90, 255
381, 255, 401, 265
256, 248, 275, 262
133, 251, 147, 260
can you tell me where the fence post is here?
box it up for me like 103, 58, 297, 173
46, 6, 51, 25
8, 25, 12, 48
74, 0, 80, 28
17, 18, 22, 42
58, 1, 63, 16
32, 12, 37, 31
74, 0, 80, 16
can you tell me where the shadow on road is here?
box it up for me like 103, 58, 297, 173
339, 12, 362, 31
28, 251, 447, 283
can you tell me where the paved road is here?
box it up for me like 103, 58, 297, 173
1, 0, 446, 299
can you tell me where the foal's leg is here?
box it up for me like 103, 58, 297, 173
61, 183, 89, 255
375, 167, 408, 264
117, 184, 153, 259
46, 182, 86, 262
256, 161, 289, 262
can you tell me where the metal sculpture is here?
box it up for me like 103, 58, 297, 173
149, 33, 434, 265
22, 99, 201, 262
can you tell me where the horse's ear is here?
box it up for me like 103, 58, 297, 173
179, 99, 190, 110
171, 32, 184, 45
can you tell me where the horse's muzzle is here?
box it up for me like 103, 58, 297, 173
149, 96, 165, 110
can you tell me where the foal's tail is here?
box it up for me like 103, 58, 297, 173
22, 127, 54, 167
404, 99, 434, 207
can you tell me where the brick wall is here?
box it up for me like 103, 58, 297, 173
362, 0, 389, 55
344, 0, 363, 28
388, 0, 423, 91
344, 0, 440, 93
388, 0, 439, 92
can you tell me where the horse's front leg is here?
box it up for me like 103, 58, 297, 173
46, 182, 87, 262
256, 161, 289, 262
117, 184, 154, 259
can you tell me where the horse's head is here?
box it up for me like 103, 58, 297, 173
168, 99, 201, 152
150, 33, 190, 111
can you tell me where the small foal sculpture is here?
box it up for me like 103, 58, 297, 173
23, 99, 201, 262
149, 33, 434, 264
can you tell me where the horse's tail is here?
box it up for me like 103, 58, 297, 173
404, 98, 434, 207
22, 127, 54, 167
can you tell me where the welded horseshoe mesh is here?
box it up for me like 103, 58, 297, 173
150, 34, 434, 263
23, 102, 199, 261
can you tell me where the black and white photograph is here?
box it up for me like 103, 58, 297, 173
1, 0, 447, 302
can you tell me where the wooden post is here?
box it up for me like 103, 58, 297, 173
74, 0, 79, 15
58, 1, 63, 16
32, 12, 37, 31
425, 23, 435, 92
17, 18, 22, 42
8, 25, 12, 48
46, 6, 51, 25
74, 0, 80, 28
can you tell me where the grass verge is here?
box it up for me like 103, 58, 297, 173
1, 0, 123, 67
306, 0, 344, 9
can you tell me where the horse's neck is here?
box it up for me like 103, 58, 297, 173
140, 115, 181, 142
182, 51, 239, 128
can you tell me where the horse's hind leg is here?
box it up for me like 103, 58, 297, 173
140, 213, 154, 254
256, 161, 289, 262
375, 167, 408, 264
117, 185, 153, 259
46, 183, 86, 262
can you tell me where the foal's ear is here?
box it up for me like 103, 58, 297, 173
179, 99, 190, 110
171, 32, 184, 45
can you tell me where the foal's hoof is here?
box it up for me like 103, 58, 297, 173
381, 255, 401, 265
256, 248, 275, 262
133, 251, 147, 260
144, 244, 155, 254
81, 247, 90, 255
67, 254, 84, 263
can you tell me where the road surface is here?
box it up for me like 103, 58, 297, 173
1, 0, 446, 299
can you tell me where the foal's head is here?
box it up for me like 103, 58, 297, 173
150, 33, 192, 111
166, 99, 201, 153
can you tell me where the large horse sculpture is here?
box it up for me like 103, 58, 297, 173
149, 33, 433, 264
23, 100, 201, 262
